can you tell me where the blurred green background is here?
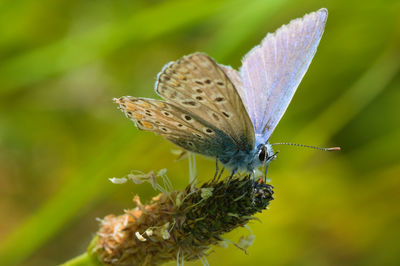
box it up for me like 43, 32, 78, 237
1, 0, 399, 265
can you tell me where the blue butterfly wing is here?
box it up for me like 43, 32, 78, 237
239, 8, 328, 143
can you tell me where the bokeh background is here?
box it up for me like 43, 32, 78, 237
1, 0, 400, 265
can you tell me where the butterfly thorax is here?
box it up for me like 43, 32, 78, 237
218, 142, 275, 172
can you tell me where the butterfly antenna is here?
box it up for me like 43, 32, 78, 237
271, 143, 341, 151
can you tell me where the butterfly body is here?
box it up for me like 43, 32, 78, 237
218, 142, 274, 172
115, 9, 328, 174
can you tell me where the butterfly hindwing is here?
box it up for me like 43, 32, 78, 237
218, 65, 247, 110
115, 96, 236, 156
239, 8, 328, 142
155, 53, 255, 151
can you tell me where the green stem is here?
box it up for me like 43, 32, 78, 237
60, 253, 93, 266
61, 237, 101, 266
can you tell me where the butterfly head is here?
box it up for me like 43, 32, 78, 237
249, 143, 276, 171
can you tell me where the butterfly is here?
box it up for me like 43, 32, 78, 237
115, 9, 328, 176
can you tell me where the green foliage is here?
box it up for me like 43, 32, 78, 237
0, 0, 399, 265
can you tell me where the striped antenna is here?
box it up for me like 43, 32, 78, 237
271, 143, 341, 151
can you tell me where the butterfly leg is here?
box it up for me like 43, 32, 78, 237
212, 158, 220, 183
250, 169, 256, 180
251, 169, 256, 193
225, 168, 237, 187
229, 168, 237, 182
217, 167, 225, 182
263, 151, 279, 182
263, 163, 270, 183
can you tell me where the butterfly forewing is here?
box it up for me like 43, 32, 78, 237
155, 53, 255, 151
239, 8, 328, 141
115, 96, 237, 157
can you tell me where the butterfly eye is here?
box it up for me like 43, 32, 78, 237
258, 147, 267, 162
